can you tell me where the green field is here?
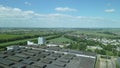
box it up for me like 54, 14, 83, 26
73, 30, 117, 38
48, 36, 74, 43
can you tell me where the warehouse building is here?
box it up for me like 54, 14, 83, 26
0, 45, 96, 68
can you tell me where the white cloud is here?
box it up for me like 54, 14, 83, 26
55, 7, 77, 12
105, 9, 115, 13
0, 6, 119, 28
24, 1, 31, 6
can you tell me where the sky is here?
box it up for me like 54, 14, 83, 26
0, 0, 120, 28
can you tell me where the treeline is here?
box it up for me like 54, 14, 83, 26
0, 34, 62, 51
64, 35, 87, 51
64, 35, 102, 46
31, 35, 61, 43
64, 35, 107, 54
64, 35, 119, 56
0, 33, 55, 43
98, 31, 117, 36
46, 35, 61, 40
0, 41, 27, 49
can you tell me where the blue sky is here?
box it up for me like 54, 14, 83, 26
0, 0, 120, 28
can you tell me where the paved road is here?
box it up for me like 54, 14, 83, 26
100, 58, 107, 68
108, 60, 113, 68
107, 57, 116, 68
99, 57, 116, 68
111, 57, 116, 68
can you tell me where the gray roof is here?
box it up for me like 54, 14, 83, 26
0, 46, 96, 68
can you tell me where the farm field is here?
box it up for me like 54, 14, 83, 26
48, 36, 74, 43
74, 28, 120, 35
73, 30, 116, 38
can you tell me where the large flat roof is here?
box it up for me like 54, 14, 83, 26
0, 45, 96, 68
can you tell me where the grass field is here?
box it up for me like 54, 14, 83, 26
48, 36, 74, 43
74, 30, 116, 38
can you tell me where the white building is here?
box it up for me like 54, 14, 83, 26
46, 43, 70, 48
87, 46, 103, 50
27, 41, 37, 45
38, 37, 45, 45
47, 44, 58, 47
7, 46, 19, 50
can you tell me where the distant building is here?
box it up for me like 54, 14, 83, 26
38, 37, 45, 45
47, 43, 70, 48
27, 37, 45, 46
27, 41, 35, 45
87, 46, 103, 50
7, 45, 19, 50
47, 44, 58, 47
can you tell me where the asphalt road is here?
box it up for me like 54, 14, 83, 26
99, 57, 116, 68
100, 58, 107, 68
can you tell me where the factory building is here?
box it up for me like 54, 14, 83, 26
0, 45, 96, 68
38, 37, 46, 45
27, 37, 46, 46
27, 41, 36, 45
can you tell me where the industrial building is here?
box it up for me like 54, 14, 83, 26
27, 41, 37, 46
38, 37, 46, 45
27, 37, 46, 45
0, 45, 96, 68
